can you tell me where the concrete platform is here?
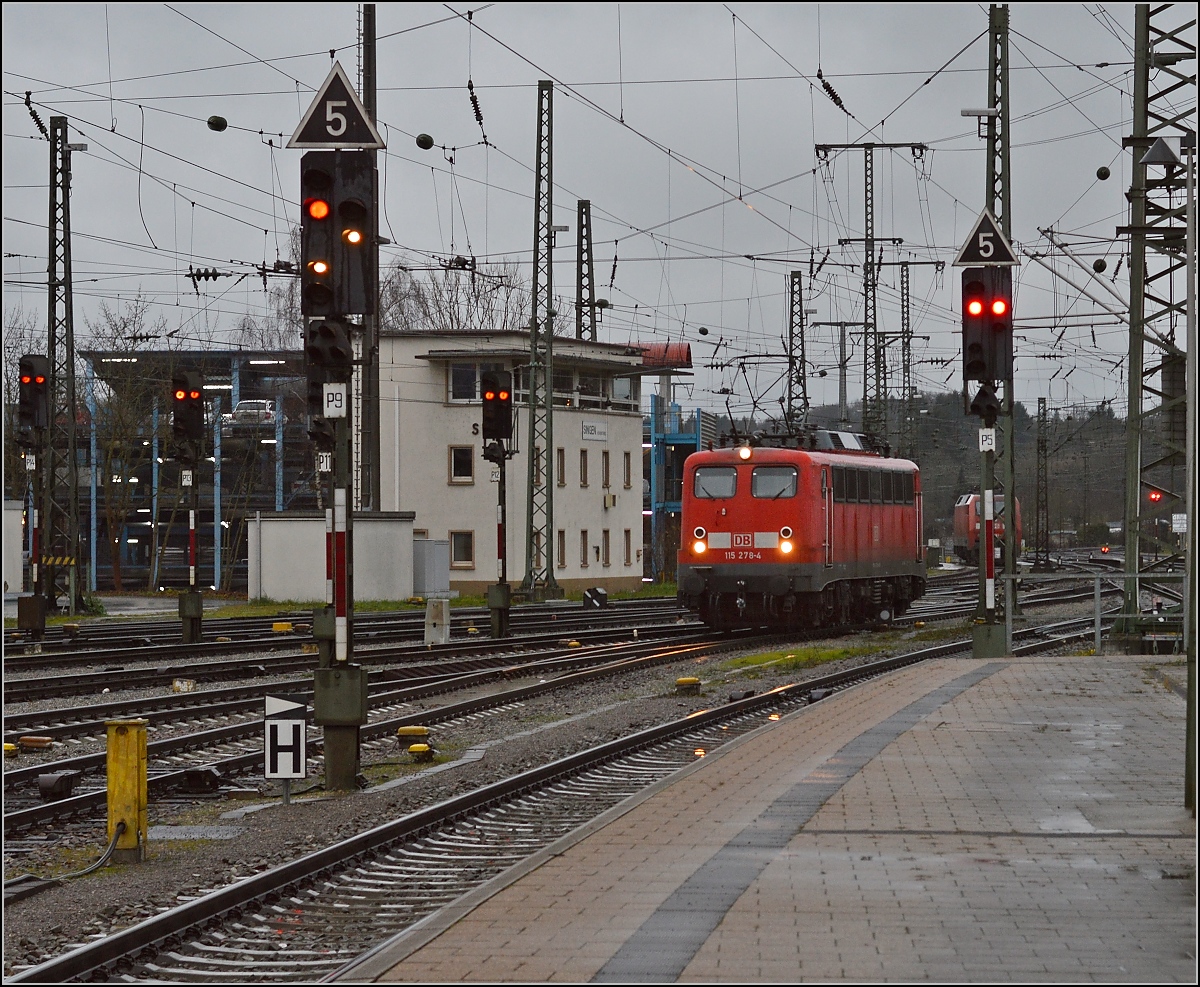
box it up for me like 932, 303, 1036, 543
342, 654, 1196, 983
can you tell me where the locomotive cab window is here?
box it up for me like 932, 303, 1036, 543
751, 466, 797, 499
693, 466, 737, 499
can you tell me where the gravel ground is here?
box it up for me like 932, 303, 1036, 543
0, 608, 1111, 978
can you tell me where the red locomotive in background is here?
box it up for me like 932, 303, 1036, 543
952, 493, 1022, 566
677, 430, 926, 629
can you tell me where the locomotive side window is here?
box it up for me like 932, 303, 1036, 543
881, 472, 893, 504
833, 466, 846, 502
859, 469, 872, 503
903, 472, 915, 504
694, 466, 737, 499
870, 470, 882, 503
844, 468, 857, 502
751, 466, 797, 499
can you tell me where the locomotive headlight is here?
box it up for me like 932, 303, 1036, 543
780, 540, 794, 554
693, 526, 706, 539
692, 540, 707, 554
780, 526, 793, 539
737, 445, 752, 460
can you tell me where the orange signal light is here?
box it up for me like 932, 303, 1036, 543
306, 198, 330, 221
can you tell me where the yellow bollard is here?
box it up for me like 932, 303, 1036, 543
106, 719, 148, 863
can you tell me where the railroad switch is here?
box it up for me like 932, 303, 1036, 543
37, 770, 82, 801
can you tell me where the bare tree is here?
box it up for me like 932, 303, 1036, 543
379, 258, 533, 335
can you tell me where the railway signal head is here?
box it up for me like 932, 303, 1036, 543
299, 150, 376, 317
480, 370, 513, 441
332, 150, 376, 315
304, 319, 353, 375
301, 153, 336, 316
961, 267, 1014, 385
18, 354, 50, 432
171, 371, 205, 460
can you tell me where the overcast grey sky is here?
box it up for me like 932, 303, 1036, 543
4, 3, 1167, 420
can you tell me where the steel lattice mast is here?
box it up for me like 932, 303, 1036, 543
985, 4, 1019, 600
1121, 3, 1193, 619
43, 116, 83, 613
576, 199, 597, 341
522, 81, 560, 598
785, 271, 809, 431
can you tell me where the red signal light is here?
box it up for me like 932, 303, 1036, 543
967, 299, 984, 316
34, 375, 45, 384
306, 198, 330, 221
1148, 489, 1163, 502
20, 375, 32, 384
483, 389, 496, 401
499, 390, 510, 401
991, 298, 1008, 316
189, 390, 201, 400
174, 389, 187, 401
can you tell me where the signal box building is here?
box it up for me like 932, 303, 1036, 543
378, 330, 689, 596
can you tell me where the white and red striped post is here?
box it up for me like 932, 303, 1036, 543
332, 488, 349, 662
188, 508, 197, 588
983, 489, 995, 613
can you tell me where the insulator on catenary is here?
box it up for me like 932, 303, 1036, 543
467, 79, 488, 145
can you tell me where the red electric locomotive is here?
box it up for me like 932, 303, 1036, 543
952, 493, 1022, 566
677, 430, 926, 629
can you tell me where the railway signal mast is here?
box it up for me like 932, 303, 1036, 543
171, 372, 206, 643
289, 55, 385, 791
481, 371, 516, 636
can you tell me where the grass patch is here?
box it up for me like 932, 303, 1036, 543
722, 642, 880, 674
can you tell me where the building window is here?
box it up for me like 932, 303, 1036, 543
602, 529, 611, 566
556, 447, 566, 487
449, 446, 474, 484
579, 529, 589, 567
580, 449, 589, 487
448, 363, 476, 402
602, 450, 611, 489
623, 529, 632, 566
414, 528, 429, 540
450, 530, 474, 568
623, 451, 632, 489
557, 529, 566, 568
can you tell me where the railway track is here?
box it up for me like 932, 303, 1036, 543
5, 612, 1107, 984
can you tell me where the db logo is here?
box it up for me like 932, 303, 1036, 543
733, 533, 752, 548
